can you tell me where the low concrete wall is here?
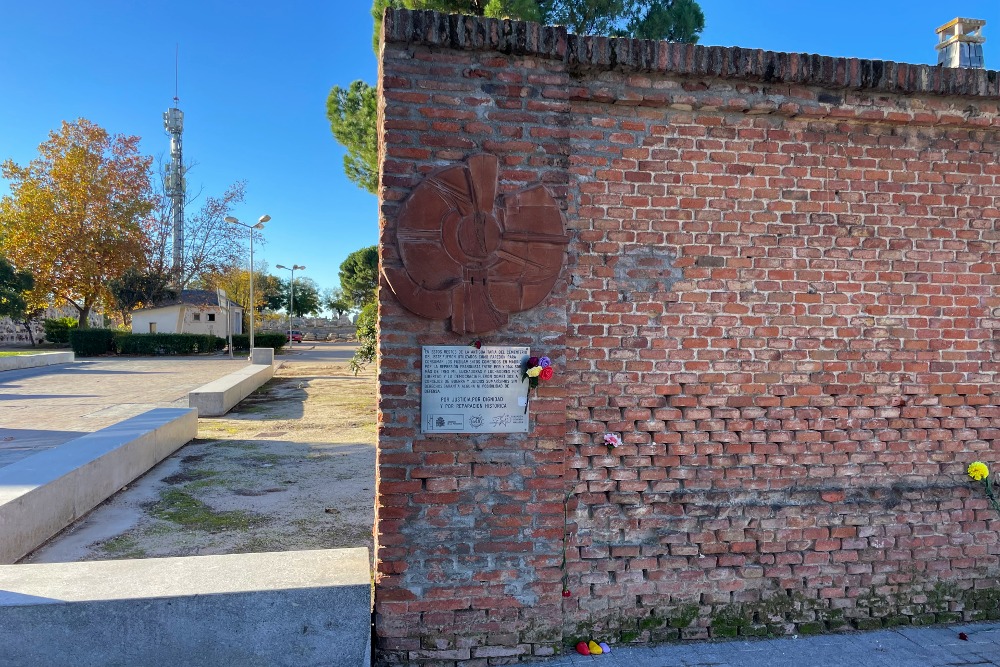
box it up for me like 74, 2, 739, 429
188, 363, 274, 417
0, 351, 74, 372
0, 548, 372, 667
0, 408, 197, 564
250, 346, 274, 365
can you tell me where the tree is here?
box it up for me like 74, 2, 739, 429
196, 263, 275, 323
0, 119, 154, 327
262, 273, 287, 312
280, 277, 322, 317
371, 1, 703, 50
350, 301, 378, 375
339, 246, 379, 308
324, 288, 353, 318
108, 268, 176, 327
144, 174, 249, 290
326, 81, 380, 195
0, 255, 37, 344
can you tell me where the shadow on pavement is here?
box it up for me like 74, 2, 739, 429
0, 394, 100, 400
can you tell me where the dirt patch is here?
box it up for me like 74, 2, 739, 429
25, 358, 376, 563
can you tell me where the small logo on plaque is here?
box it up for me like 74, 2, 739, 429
435, 416, 446, 428
469, 415, 484, 429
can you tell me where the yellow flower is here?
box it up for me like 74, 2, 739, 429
526, 366, 542, 378
968, 461, 990, 482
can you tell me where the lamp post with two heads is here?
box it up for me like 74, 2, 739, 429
275, 263, 305, 344
224, 214, 270, 355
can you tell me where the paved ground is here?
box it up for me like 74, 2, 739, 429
282, 340, 357, 363
541, 622, 1000, 666
0, 355, 247, 468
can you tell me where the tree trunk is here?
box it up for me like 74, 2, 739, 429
77, 304, 92, 329
20, 319, 36, 346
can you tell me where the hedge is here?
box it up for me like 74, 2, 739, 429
230, 333, 287, 352
114, 333, 226, 356
43, 317, 78, 345
69, 329, 117, 357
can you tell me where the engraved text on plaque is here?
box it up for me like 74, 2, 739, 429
421, 346, 529, 433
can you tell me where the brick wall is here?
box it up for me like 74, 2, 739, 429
376, 9, 1000, 665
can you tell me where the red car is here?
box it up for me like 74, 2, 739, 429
287, 330, 304, 343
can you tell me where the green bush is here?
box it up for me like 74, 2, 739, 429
230, 333, 286, 352
43, 317, 78, 345
114, 333, 225, 356
349, 302, 376, 375
69, 328, 117, 356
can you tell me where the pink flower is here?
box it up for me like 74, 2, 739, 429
604, 433, 622, 448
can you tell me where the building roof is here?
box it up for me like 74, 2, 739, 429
134, 289, 242, 312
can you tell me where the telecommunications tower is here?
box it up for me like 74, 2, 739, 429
163, 50, 185, 281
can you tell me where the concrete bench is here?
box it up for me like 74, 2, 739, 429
0, 408, 197, 564
0, 351, 74, 372
188, 360, 274, 417
0, 547, 372, 667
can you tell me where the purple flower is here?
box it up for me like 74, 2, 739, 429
539, 356, 551, 368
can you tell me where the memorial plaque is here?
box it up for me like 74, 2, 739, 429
421, 346, 530, 434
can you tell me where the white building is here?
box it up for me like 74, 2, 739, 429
131, 290, 243, 337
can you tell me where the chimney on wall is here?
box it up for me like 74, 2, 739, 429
936, 17, 986, 68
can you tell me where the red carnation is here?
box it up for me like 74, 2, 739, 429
540, 366, 554, 381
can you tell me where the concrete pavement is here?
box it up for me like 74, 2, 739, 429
541, 622, 1000, 666
280, 340, 358, 364
0, 356, 247, 468
0, 344, 359, 469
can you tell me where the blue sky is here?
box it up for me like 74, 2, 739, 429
1, 1, 998, 307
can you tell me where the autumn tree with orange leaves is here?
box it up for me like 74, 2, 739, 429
0, 119, 154, 327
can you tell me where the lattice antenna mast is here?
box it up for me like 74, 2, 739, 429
163, 45, 186, 284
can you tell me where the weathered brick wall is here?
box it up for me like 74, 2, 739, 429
376, 9, 1000, 665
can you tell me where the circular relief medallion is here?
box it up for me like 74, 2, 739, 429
382, 153, 569, 334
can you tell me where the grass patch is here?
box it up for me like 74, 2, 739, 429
100, 534, 147, 559
246, 453, 284, 465
162, 468, 217, 485
216, 441, 259, 450
187, 476, 227, 490
148, 489, 266, 532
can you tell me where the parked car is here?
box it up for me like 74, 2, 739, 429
287, 330, 304, 343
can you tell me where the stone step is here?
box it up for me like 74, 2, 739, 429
0, 548, 372, 667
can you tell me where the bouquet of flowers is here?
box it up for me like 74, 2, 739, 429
968, 461, 1000, 514
522, 355, 554, 412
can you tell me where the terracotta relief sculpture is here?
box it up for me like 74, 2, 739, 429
383, 153, 568, 334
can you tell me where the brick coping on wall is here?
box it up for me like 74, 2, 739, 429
383, 8, 1000, 100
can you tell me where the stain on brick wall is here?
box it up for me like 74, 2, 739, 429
376, 9, 1000, 665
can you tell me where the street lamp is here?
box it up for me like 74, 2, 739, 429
275, 263, 306, 344
225, 214, 270, 354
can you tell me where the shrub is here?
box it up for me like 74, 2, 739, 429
230, 333, 287, 352
114, 333, 225, 356
43, 317, 78, 345
69, 328, 117, 356
349, 301, 376, 375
